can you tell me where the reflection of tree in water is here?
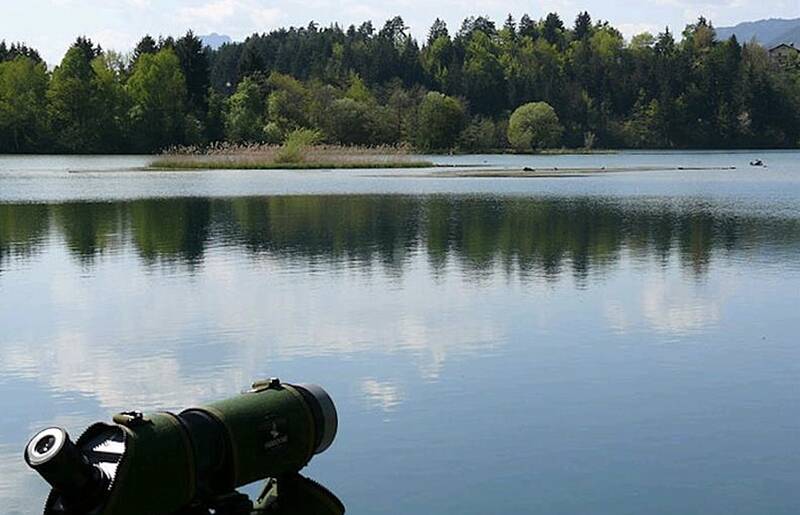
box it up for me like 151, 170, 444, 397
44, 200, 212, 267
223, 196, 420, 272
423, 199, 627, 281
52, 203, 123, 264
2, 197, 799, 278
0, 204, 50, 271
130, 199, 212, 266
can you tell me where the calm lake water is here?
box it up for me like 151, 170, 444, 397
1, 152, 799, 514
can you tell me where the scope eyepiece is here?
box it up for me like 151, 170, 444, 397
26, 427, 67, 467
25, 427, 110, 512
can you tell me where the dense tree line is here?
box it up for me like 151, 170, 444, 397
2, 13, 800, 154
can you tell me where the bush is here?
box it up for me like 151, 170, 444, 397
275, 128, 322, 163
507, 102, 563, 151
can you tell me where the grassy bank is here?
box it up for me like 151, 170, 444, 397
150, 138, 434, 170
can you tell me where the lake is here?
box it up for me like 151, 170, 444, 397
1, 152, 799, 514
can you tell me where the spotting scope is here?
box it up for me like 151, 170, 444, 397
25, 378, 343, 515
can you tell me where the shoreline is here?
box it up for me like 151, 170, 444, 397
426, 165, 738, 178
70, 164, 743, 175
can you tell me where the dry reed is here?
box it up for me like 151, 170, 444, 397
150, 142, 434, 170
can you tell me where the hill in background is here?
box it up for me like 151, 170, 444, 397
199, 33, 232, 49
716, 18, 800, 48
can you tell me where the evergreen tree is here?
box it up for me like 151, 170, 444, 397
503, 15, 517, 38
237, 42, 264, 77
73, 36, 102, 62
175, 31, 210, 115
518, 15, 538, 39
428, 18, 449, 44
542, 13, 565, 47
133, 35, 158, 64
0, 41, 43, 63
574, 12, 592, 40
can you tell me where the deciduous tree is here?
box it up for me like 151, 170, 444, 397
508, 102, 563, 150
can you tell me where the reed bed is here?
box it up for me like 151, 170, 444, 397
150, 142, 434, 170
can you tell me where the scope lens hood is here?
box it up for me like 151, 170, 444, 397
293, 384, 338, 455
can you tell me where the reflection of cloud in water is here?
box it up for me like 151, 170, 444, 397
0, 445, 38, 515
641, 276, 724, 335
193, 254, 504, 379
0, 252, 504, 413
602, 261, 734, 336
0, 330, 247, 412
1, 331, 245, 410
604, 301, 632, 334
360, 379, 403, 412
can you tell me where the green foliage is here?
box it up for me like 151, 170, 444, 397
132, 35, 158, 64
417, 92, 465, 150
0, 57, 49, 152
0, 41, 43, 64
224, 76, 264, 143
266, 72, 310, 132
323, 97, 397, 145
47, 45, 106, 152
629, 32, 656, 52
90, 56, 128, 151
174, 31, 210, 115
205, 88, 227, 142
275, 128, 322, 163
326, 98, 373, 145
590, 27, 624, 62
508, 102, 563, 150
344, 74, 373, 103
262, 122, 283, 144
458, 116, 501, 151
126, 48, 187, 151
618, 98, 667, 148
3, 11, 800, 154
463, 31, 505, 114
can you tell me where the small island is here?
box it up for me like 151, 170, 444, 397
150, 130, 435, 170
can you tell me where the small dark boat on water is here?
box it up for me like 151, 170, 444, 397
750, 159, 765, 167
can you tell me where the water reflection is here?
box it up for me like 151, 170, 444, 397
0, 204, 49, 269
2, 196, 798, 276
2, 195, 799, 515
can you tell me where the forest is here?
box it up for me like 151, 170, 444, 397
1, 12, 800, 154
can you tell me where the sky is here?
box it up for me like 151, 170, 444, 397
1, 0, 798, 64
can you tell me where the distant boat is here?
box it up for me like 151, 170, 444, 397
750, 159, 765, 167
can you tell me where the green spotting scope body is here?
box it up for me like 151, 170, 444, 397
24, 379, 338, 515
